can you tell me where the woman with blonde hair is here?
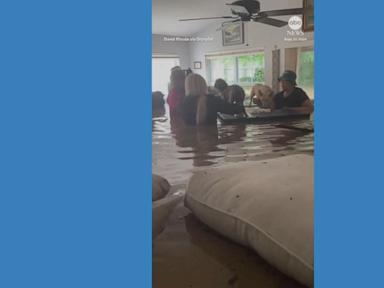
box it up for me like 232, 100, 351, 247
181, 74, 244, 126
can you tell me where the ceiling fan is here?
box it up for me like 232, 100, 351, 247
179, 0, 305, 28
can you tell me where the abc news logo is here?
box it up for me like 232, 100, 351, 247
287, 16, 305, 36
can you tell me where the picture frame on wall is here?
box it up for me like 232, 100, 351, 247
302, 0, 314, 32
193, 61, 202, 69
222, 22, 244, 46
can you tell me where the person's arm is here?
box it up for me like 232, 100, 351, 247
284, 99, 314, 113
284, 89, 314, 113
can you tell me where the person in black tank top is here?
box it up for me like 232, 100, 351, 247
272, 70, 314, 113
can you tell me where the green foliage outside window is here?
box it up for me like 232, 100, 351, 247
238, 54, 265, 84
254, 68, 264, 83
207, 52, 265, 104
297, 50, 314, 98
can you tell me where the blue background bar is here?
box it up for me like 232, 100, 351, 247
0, 1, 151, 287
2, 0, 384, 287
316, 0, 384, 287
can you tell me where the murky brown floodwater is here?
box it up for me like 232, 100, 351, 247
152, 107, 313, 288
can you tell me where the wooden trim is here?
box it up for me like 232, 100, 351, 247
302, 0, 314, 32
205, 49, 264, 59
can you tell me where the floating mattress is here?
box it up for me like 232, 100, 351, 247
218, 108, 310, 124
185, 154, 313, 286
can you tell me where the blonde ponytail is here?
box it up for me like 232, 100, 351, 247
185, 74, 208, 125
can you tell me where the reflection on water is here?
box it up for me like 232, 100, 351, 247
152, 108, 314, 187
153, 107, 313, 288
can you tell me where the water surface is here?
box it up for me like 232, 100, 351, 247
152, 108, 313, 288
153, 110, 313, 187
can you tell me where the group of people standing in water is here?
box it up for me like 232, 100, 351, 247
153, 66, 314, 126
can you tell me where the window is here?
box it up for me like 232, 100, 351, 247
152, 56, 180, 95
206, 51, 265, 96
297, 47, 314, 99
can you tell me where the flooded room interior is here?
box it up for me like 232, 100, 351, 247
152, 0, 314, 287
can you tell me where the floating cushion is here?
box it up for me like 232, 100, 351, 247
153, 174, 171, 201
185, 154, 313, 286
153, 194, 183, 239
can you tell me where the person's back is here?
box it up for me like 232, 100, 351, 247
181, 74, 244, 126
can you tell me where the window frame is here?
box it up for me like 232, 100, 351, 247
296, 46, 314, 99
205, 50, 265, 87
151, 55, 180, 95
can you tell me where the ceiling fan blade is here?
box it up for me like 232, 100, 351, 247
255, 17, 288, 27
179, 16, 236, 21
260, 8, 304, 17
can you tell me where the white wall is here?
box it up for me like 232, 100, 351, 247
152, 34, 191, 69
152, 23, 314, 88
188, 23, 314, 87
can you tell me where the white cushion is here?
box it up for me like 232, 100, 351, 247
153, 195, 183, 239
153, 174, 170, 201
185, 154, 313, 286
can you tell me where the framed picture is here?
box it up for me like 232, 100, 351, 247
193, 61, 202, 69
302, 0, 314, 32
222, 22, 244, 46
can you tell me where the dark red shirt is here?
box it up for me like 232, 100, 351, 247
167, 89, 185, 113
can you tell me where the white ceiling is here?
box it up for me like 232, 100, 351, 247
152, 0, 304, 36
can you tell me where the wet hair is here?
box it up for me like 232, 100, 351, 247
171, 66, 181, 72
214, 78, 228, 93
169, 69, 186, 92
185, 73, 208, 125
152, 91, 165, 109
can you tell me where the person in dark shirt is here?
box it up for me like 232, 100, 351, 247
273, 70, 314, 113
181, 74, 244, 126
214, 78, 228, 94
